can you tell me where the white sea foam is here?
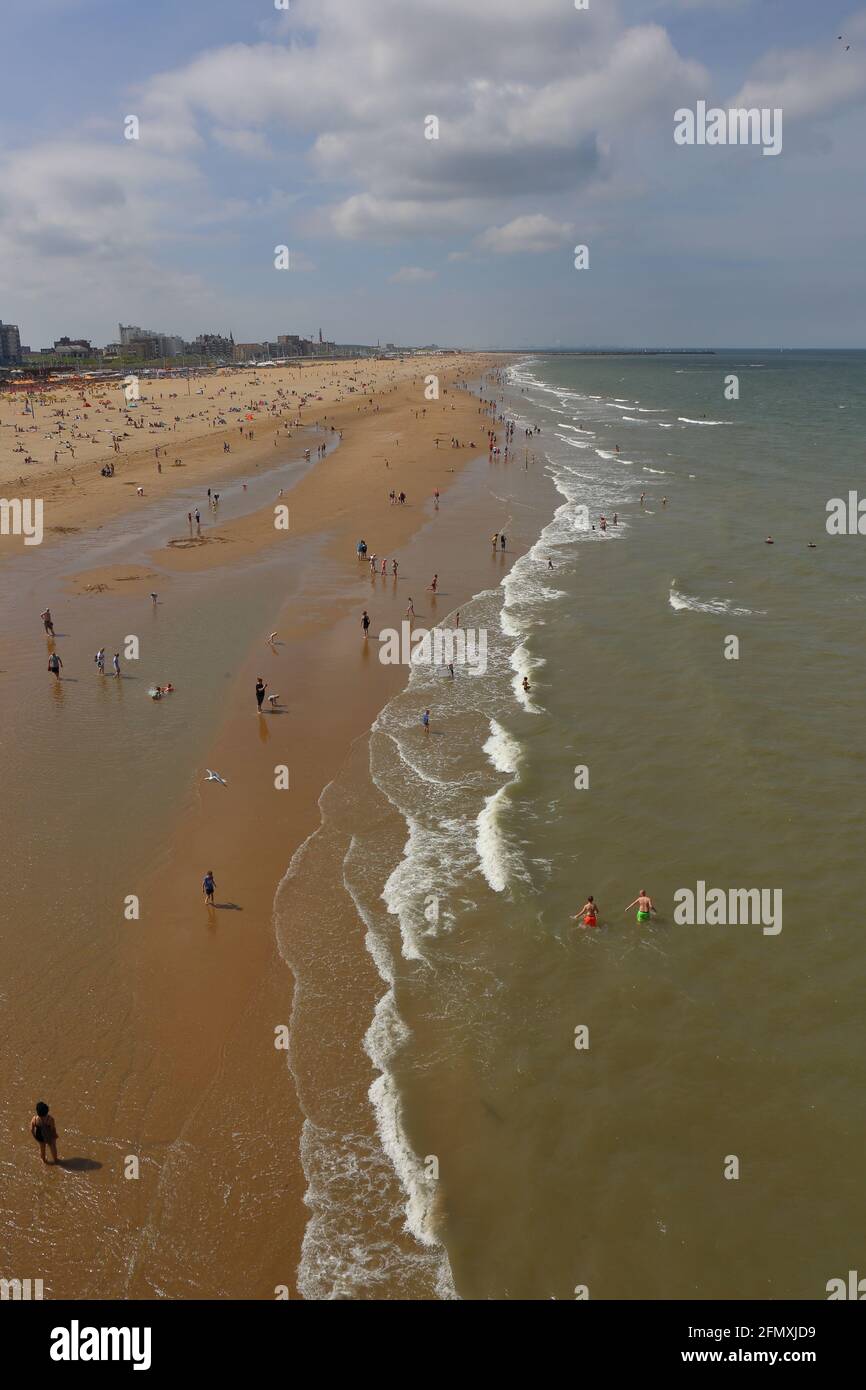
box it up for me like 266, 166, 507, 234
476, 786, 513, 893
669, 585, 764, 617
364, 992, 455, 1275
484, 719, 522, 775
677, 417, 733, 426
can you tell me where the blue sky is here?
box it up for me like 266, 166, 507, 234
1, 0, 864, 349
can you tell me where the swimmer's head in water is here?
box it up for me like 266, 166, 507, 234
36, 1101, 49, 1117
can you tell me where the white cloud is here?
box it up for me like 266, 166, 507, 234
476, 214, 575, 254
731, 15, 866, 121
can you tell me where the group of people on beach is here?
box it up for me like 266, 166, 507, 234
41, 606, 124, 681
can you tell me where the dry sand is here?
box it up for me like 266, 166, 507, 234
0, 354, 484, 551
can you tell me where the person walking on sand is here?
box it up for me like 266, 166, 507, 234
112, 652, 121, 678
571, 895, 598, 929
41, 608, 54, 636
255, 676, 268, 711
625, 890, 656, 925
421, 709, 430, 735
30, 1101, 59, 1165
47, 652, 62, 680
203, 870, 216, 906
362, 610, 371, 640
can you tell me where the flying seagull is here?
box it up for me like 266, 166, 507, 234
204, 769, 228, 786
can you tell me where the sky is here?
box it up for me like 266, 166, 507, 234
0, 0, 864, 349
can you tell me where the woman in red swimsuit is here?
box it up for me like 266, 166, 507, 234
572, 895, 598, 929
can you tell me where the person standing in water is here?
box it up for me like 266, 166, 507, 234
112, 652, 121, 678
47, 652, 62, 680
41, 608, 54, 636
202, 870, 216, 905
625, 890, 656, 924
255, 676, 268, 710
572, 896, 598, 928
30, 1101, 59, 1165
421, 709, 430, 735
361, 610, 371, 640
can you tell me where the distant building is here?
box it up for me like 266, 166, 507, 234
119, 324, 186, 358
0, 320, 22, 365
53, 337, 93, 357
233, 343, 263, 362
189, 332, 234, 359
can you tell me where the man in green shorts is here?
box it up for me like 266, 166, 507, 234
625, 890, 656, 924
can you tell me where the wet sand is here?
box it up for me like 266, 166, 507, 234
0, 355, 516, 1297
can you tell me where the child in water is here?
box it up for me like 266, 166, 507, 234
30, 1101, 59, 1164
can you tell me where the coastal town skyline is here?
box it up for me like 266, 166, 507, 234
0, 1, 864, 351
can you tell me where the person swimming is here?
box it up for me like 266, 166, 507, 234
625, 890, 656, 924
572, 895, 598, 928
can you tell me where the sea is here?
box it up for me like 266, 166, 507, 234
277, 350, 866, 1300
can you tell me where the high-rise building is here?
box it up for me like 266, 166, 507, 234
191, 333, 234, 359
0, 320, 22, 365
119, 324, 185, 357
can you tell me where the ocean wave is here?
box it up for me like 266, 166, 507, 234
484, 719, 522, 775
669, 585, 764, 617
364, 993, 455, 1280
476, 786, 514, 893
677, 417, 733, 426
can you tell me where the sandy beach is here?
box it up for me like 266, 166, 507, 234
0, 352, 521, 1297
1, 355, 481, 553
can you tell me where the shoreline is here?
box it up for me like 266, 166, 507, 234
121, 364, 522, 1297
1, 354, 525, 1297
